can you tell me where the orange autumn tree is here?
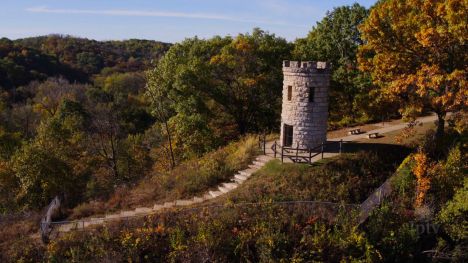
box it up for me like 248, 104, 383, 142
412, 151, 432, 207
358, 0, 467, 140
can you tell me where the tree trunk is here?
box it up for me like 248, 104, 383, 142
237, 120, 247, 135
436, 112, 446, 141
164, 121, 176, 169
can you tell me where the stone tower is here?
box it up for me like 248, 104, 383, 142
280, 60, 331, 149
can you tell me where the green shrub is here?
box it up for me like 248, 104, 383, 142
390, 154, 416, 206
437, 178, 468, 242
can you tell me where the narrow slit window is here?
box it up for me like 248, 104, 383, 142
287, 86, 292, 101
308, 87, 315, 102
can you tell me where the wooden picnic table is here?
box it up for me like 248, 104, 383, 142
348, 128, 361, 135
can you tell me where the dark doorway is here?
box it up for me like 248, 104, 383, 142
283, 124, 293, 147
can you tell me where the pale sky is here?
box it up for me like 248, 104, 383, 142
1, 0, 376, 42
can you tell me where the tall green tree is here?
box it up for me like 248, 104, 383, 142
293, 4, 389, 125
147, 29, 291, 158
209, 29, 291, 133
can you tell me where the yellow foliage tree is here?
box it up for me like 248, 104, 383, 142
358, 0, 467, 139
413, 151, 431, 208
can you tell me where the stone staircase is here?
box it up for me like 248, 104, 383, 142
54, 155, 274, 233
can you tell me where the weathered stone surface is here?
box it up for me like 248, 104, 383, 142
121, 211, 136, 217
153, 204, 163, 211
209, 190, 222, 198
193, 197, 204, 203
280, 61, 330, 149
135, 207, 152, 214
163, 202, 174, 208
174, 200, 194, 206
105, 214, 121, 219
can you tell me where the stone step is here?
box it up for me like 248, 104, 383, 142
135, 207, 152, 214
193, 196, 204, 203
248, 164, 262, 169
163, 202, 174, 208
239, 169, 256, 177
232, 177, 245, 184
253, 161, 265, 166
203, 193, 214, 200
120, 211, 136, 217
105, 214, 121, 220
175, 199, 193, 206
235, 174, 247, 181
256, 155, 273, 162
153, 204, 163, 211
222, 182, 238, 190
209, 190, 222, 198
218, 186, 230, 193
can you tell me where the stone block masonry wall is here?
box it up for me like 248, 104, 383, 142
280, 61, 330, 149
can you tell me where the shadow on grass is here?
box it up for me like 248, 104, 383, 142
324, 141, 411, 158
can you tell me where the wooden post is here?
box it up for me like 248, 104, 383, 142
296, 142, 299, 160
339, 139, 343, 154
321, 142, 324, 159
263, 133, 266, 154
281, 145, 284, 163
274, 141, 277, 158
309, 148, 312, 164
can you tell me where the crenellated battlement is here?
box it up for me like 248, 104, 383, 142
282, 60, 330, 72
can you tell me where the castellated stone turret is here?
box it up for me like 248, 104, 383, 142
280, 60, 331, 149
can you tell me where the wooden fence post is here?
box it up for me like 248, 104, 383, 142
263, 133, 266, 154
309, 148, 312, 164
321, 142, 324, 159
339, 139, 343, 154
281, 145, 284, 163
273, 141, 277, 158
296, 142, 299, 160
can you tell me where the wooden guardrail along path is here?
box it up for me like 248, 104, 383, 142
40, 196, 61, 243
262, 139, 343, 165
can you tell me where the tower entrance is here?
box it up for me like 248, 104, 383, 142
283, 124, 293, 147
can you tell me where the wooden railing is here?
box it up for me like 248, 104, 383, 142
258, 133, 267, 155
272, 140, 343, 165
257, 133, 344, 164
40, 196, 61, 243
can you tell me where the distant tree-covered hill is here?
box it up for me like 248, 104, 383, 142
0, 37, 83, 89
0, 35, 171, 89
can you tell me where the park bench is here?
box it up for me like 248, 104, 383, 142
348, 128, 361, 135
368, 132, 379, 139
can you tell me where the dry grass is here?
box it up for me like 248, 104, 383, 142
216, 145, 409, 205
0, 212, 45, 262
69, 135, 260, 219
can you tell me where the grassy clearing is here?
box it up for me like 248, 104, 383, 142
219, 144, 410, 204
69, 135, 260, 219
